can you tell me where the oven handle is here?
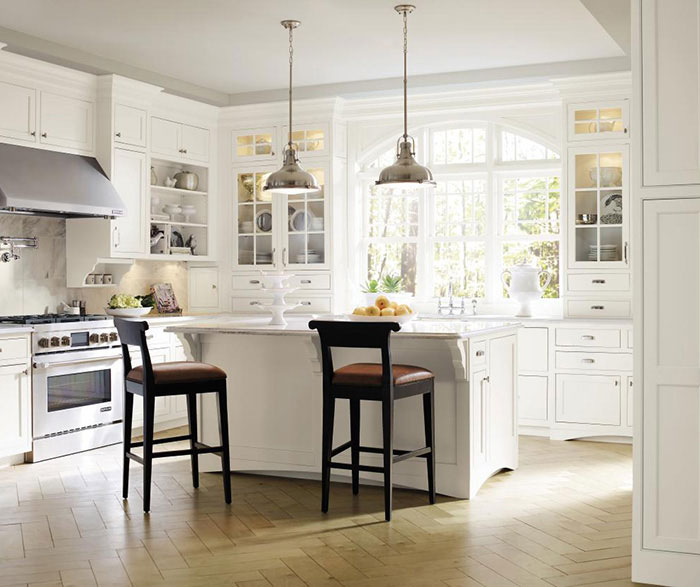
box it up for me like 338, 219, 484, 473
33, 354, 122, 370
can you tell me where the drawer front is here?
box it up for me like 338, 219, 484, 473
471, 340, 487, 368
555, 328, 621, 349
232, 296, 268, 313
555, 351, 633, 372
144, 328, 171, 348
566, 299, 631, 318
555, 374, 621, 425
231, 296, 332, 314
0, 337, 29, 362
567, 273, 630, 293
232, 273, 331, 291
288, 296, 332, 313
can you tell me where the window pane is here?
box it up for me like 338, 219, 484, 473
502, 240, 559, 298
366, 147, 396, 169
501, 131, 559, 161
502, 176, 560, 236
368, 192, 419, 238
433, 127, 487, 164
367, 242, 417, 294
433, 241, 486, 298
435, 178, 487, 236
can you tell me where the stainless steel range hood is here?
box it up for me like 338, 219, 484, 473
0, 144, 125, 218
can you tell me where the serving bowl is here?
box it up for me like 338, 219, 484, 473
589, 166, 622, 187
105, 307, 152, 317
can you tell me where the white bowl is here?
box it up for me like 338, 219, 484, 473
105, 307, 152, 318
345, 312, 416, 323
589, 166, 622, 187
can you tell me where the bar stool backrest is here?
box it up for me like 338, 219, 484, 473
113, 318, 155, 389
308, 320, 401, 392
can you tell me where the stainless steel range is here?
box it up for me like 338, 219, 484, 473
0, 314, 124, 461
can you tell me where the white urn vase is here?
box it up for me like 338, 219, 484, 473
501, 261, 551, 317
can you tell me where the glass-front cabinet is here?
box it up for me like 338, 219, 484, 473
568, 145, 629, 268
232, 127, 277, 163
233, 165, 329, 270
568, 100, 629, 142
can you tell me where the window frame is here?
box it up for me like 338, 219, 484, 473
357, 122, 562, 304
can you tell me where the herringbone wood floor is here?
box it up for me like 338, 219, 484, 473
0, 434, 643, 587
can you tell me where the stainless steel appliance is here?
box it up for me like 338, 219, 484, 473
0, 314, 123, 461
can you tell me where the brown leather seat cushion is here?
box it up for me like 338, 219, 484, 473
126, 361, 226, 385
332, 363, 434, 387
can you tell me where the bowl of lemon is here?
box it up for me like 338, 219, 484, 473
346, 295, 416, 323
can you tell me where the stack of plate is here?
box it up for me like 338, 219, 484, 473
256, 252, 273, 264
587, 244, 618, 261
295, 249, 322, 263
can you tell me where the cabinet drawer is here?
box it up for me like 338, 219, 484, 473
566, 299, 631, 318
143, 328, 170, 348
567, 273, 630, 292
231, 296, 267, 313
0, 337, 29, 362
555, 351, 633, 372
233, 273, 331, 291
555, 328, 621, 348
288, 297, 332, 313
232, 296, 331, 314
470, 340, 487, 368
555, 374, 621, 425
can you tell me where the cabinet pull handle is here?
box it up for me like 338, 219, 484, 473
475, 350, 485, 357
615, 380, 620, 386
249, 279, 260, 284
592, 279, 606, 284
483, 375, 490, 383
250, 301, 260, 306
115, 132, 121, 137
41, 132, 47, 138
624, 242, 629, 264
591, 305, 604, 310
301, 301, 311, 306
581, 335, 595, 340
182, 149, 187, 154
113, 226, 120, 248
283, 247, 288, 266
582, 358, 595, 364
30, 131, 36, 136
271, 151, 275, 156
301, 279, 311, 284
212, 284, 217, 289
624, 128, 628, 134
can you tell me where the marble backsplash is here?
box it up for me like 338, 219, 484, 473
0, 214, 188, 316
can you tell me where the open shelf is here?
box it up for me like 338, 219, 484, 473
150, 219, 208, 228
151, 185, 207, 197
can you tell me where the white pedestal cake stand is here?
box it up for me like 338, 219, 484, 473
259, 272, 299, 326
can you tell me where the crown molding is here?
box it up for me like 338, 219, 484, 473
219, 96, 345, 127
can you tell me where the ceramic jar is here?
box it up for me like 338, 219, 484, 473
501, 261, 551, 317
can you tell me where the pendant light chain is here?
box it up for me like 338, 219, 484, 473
288, 24, 294, 148
402, 8, 408, 140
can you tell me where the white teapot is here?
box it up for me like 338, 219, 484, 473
501, 261, 551, 317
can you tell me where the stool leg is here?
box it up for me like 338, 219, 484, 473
217, 389, 232, 504
143, 394, 155, 513
187, 393, 199, 489
321, 393, 335, 513
350, 398, 360, 495
122, 390, 134, 499
423, 386, 436, 505
382, 398, 394, 521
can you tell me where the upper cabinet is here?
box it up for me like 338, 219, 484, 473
568, 101, 628, 142
641, 0, 700, 186
114, 103, 147, 148
151, 117, 209, 162
0, 81, 36, 142
232, 127, 277, 162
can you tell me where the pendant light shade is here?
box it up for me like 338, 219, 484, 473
376, 5, 435, 190
263, 20, 319, 195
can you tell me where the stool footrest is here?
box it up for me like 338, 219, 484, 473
392, 446, 431, 464
331, 440, 352, 457
327, 445, 432, 469
126, 444, 224, 462
330, 462, 384, 474
130, 433, 192, 448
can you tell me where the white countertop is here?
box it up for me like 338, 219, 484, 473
0, 325, 34, 335
166, 315, 520, 340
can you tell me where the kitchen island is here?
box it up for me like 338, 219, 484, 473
168, 316, 520, 499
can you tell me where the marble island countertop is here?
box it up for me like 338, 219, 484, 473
166, 315, 521, 339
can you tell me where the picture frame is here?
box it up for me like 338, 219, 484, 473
151, 282, 182, 314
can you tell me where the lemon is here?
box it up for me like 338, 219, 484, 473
366, 305, 381, 316
352, 307, 368, 316
389, 301, 399, 309
395, 305, 409, 316
375, 295, 390, 310
380, 307, 396, 316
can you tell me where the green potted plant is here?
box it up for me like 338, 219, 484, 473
361, 273, 412, 306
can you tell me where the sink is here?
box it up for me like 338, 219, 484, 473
420, 314, 517, 321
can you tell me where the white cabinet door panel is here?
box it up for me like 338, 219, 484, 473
189, 267, 218, 310
488, 335, 517, 465
643, 198, 700, 553
518, 327, 548, 372
39, 92, 94, 152
555, 374, 621, 425
111, 149, 146, 255
151, 117, 181, 159
518, 375, 548, 422
114, 104, 147, 148
0, 81, 36, 142
0, 363, 31, 457
471, 367, 488, 468
181, 124, 209, 162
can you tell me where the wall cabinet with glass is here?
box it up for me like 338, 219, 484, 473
568, 101, 628, 142
568, 145, 629, 269
232, 124, 328, 163
233, 165, 328, 270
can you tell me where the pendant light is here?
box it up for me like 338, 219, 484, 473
376, 5, 435, 189
263, 20, 320, 195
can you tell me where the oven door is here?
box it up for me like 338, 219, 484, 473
32, 348, 124, 438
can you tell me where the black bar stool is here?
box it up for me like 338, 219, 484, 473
309, 320, 436, 521
113, 318, 231, 513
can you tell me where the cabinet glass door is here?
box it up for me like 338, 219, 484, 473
571, 147, 628, 267
236, 169, 275, 268
285, 168, 327, 268
232, 128, 276, 162
569, 101, 628, 141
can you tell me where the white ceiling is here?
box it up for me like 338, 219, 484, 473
0, 0, 625, 99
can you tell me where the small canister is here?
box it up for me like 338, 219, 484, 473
85, 274, 96, 285
95, 274, 104, 285
103, 274, 113, 285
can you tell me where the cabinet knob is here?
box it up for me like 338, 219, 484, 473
30, 131, 36, 136
115, 132, 121, 137
41, 132, 47, 138
212, 284, 217, 289
475, 350, 485, 357
483, 375, 490, 383
624, 128, 628, 134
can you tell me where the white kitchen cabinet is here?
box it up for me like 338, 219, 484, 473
471, 367, 488, 469
626, 376, 633, 428
519, 375, 548, 422
130, 346, 171, 426
0, 80, 36, 143
189, 267, 219, 310
555, 374, 621, 426
232, 127, 277, 162
0, 363, 31, 458
281, 123, 329, 159
111, 148, 147, 255
39, 91, 94, 152
151, 117, 209, 162
518, 327, 548, 372
568, 100, 629, 142
641, 0, 700, 186
114, 104, 147, 148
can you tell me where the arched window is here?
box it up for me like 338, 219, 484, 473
357, 122, 561, 302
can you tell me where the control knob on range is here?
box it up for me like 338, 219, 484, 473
50, 337, 60, 347
38, 337, 49, 348
109, 332, 118, 342
60, 336, 70, 347
99, 333, 109, 343
89, 333, 99, 344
